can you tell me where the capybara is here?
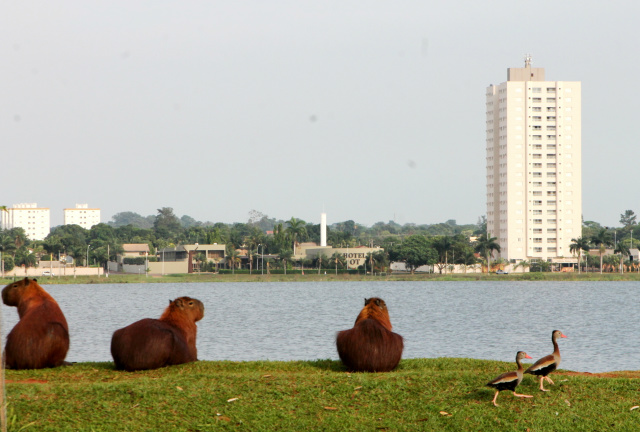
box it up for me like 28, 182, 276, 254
110, 296, 204, 371
2, 277, 70, 369
336, 297, 404, 372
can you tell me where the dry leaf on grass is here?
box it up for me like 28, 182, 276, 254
227, 397, 239, 403
176, 386, 183, 391
439, 411, 452, 417
630, 406, 639, 411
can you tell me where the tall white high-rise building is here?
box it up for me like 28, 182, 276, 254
486, 57, 581, 265
64, 204, 101, 229
1, 203, 51, 240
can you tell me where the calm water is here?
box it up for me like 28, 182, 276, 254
2, 281, 638, 373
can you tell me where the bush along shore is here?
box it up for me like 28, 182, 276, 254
4, 359, 640, 431
3, 271, 640, 285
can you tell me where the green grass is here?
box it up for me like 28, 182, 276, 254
4, 359, 640, 431
3, 271, 640, 285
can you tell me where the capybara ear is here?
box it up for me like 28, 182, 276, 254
364, 298, 369, 305
173, 298, 184, 308
169, 299, 172, 304
375, 299, 381, 307
33, 278, 38, 282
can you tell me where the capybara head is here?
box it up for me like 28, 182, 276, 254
364, 297, 387, 309
162, 296, 204, 322
2, 277, 40, 307
355, 297, 392, 330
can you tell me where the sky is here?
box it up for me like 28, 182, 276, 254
2, 1, 638, 228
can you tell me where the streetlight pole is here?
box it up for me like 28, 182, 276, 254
259, 244, 264, 275
86, 244, 90, 269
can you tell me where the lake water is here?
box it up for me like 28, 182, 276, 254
2, 281, 638, 373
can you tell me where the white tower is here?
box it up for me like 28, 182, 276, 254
320, 213, 327, 247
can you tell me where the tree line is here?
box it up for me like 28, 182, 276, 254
0, 207, 637, 274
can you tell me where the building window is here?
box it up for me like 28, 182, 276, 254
547, 163, 556, 169
533, 200, 542, 206
532, 106, 542, 112
534, 247, 543, 253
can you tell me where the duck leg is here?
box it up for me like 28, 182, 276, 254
513, 391, 533, 399
544, 376, 555, 385
539, 376, 549, 391
492, 391, 501, 407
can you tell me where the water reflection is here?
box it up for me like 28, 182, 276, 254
2, 281, 638, 372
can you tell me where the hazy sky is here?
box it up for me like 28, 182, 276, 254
2, 1, 638, 228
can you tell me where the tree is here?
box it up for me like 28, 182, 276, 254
109, 212, 154, 229
514, 260, 531, 273
473, 234, 501, 273
614, 242, 630, 273
278, 249, 293, 275
286, 217, 307, 256
569, 237, 590, 274
330, 251, 346, 274
225, 246, 240, 274
620, 210, 637, 228
591, 228, 613, 274
153, 207, 183, 241
389, 235, 437, 274
432, 236, 453, 274
459, 250, 477, 273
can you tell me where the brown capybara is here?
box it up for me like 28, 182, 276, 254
2, 277, 70, 369
336, 297, 404, 372
110, 296, 204, 371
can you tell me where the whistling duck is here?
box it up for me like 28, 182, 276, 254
524, 330, 567, 391
486, 351, 533, 406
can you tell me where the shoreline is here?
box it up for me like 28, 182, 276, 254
3, 271, 640, 284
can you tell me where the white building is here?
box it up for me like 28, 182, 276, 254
1, 203, 51, 240
486, 57, 582, 265
64, 204, 101, 229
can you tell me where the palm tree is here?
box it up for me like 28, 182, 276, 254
226, 247, 240, 274
474, 233, 501, 273
285, 217, 307, 256
591, 228, 612, 274
331, 251, 345, 275
614, 242, 630, 273
316, 252, 327, 274
514, 260, 531, 273
278, 249, 293, 275
569, 237, 590, 274
433, 236, 453, 274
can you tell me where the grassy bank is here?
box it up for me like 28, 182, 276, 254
4, 359, 640, 431
3, 271, 640, 285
